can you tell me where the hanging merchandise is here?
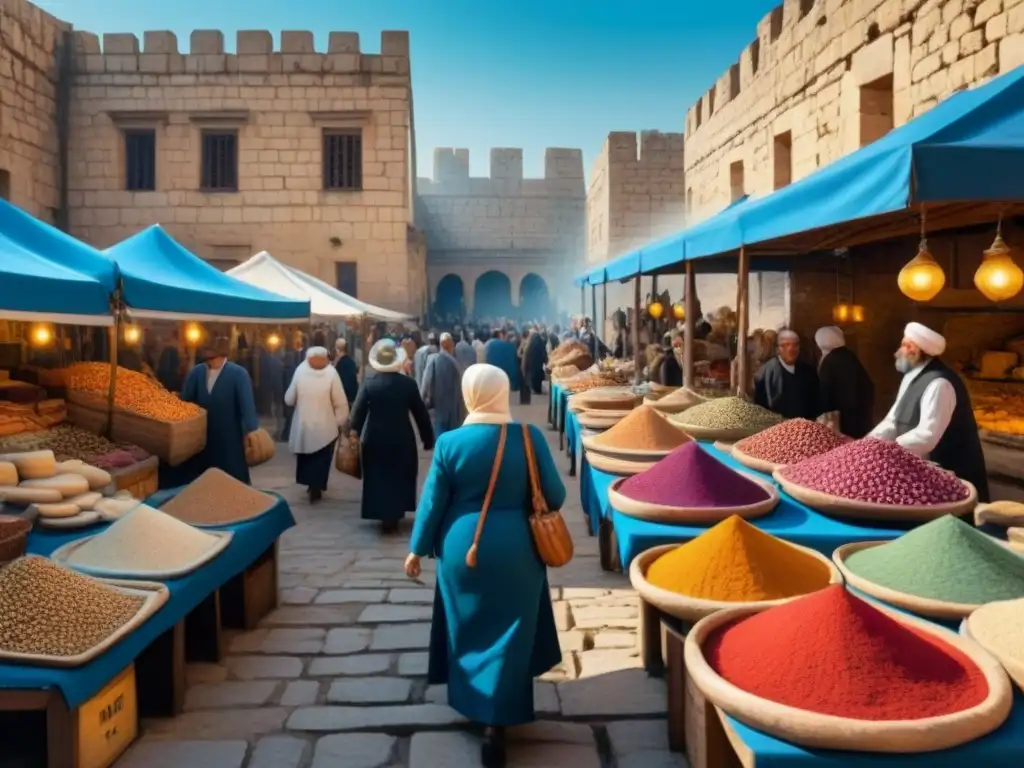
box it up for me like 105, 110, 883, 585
974, 211, 1024, 302
897, 208, 946, 302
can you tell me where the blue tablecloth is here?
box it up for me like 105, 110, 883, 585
0, 492, 295, 707
566, 408, 581, 460
587, 442, 911, 567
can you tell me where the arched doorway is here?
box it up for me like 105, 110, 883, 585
433, 274, 465, 321
519, 273, 551, 321
473, 271, 513, 320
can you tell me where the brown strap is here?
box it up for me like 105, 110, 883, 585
521, 424, 549, 517
466, 425, 507, 567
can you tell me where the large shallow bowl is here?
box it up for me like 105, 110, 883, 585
577, 412, 627, 430
667, 420, 770, 442
630, 541, 841, 623
773, 470, 979, 522
51, 530, 233, 580
608, 473, 780, 524
730, 443, 785, 474
684, 600, 1013, 753
571, 388, 641, 412
585, 451, 659, 476
963, 603, 1024, 693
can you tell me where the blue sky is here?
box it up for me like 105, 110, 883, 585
39, 0, 780, 180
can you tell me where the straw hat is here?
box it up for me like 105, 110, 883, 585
369, 340, 408, 373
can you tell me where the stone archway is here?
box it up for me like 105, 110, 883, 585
519, 273, 552, 321
433, 273, 465, 321
473, 271, 513, 320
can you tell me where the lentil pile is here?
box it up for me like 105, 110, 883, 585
0, 557, 145, 657
735, 418, 850, 466
967, 599, 1024, 669
671, 397, 783, 431
778, 438, 970, 505
705, 585, 989, 720
844, 515, 1024, 604
64, 505, 223, 574
619, 443, 769, 508
0, 425, 151, 466
646, 516, 830, 601
588, 406, 690, 452
68, 363, 203, 422
159, 468, 276, 525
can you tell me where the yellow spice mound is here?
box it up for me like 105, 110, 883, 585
589, 406, 690, 451
646, 516, 832, 602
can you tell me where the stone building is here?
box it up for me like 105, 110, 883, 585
417, 147, 586, 322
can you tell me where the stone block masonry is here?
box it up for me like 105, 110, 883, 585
67, 28, 425, 314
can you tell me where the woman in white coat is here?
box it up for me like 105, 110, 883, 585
285, 346, 349, 503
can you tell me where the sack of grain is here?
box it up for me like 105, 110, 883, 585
335, 434, 362, 479
245, 428, 275, 467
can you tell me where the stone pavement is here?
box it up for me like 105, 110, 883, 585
116, 399, 685, 768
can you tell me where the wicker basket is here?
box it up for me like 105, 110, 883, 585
109, 456, 159, 499
0, 515, 30, 563
608, 473, 780, 524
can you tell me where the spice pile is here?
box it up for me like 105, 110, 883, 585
587, 406, 690, 453
844, 515, 1024, 604
735, 419, 850, 466
671, 397, 783, 431
68, 363, 203, 422
967, 599, 1024, 675
160, 468, 276, 525
647, 516, 830, 601
563, 371, 629, 393
647, 387, 705, 411
0, 557, 145, 657
619, 443, 768, 508
705, 585, 989, 720
62, 505, 224, 574
778, 439, 970, 505
0, 424, 150, 467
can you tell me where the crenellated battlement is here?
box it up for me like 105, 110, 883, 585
419, 147, 584, 192
71, 29, 410, 76
602, 131, 685, 167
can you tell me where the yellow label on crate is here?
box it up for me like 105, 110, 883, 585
77, 665, 138, 768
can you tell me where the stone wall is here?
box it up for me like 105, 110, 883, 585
684, 0, 1024, 218
417, 147, 585, 316
0, 0, 69, 221
67, 29, 422, 314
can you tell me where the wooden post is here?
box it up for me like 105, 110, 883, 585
590, 284, 597, 325
683, 261, 695, 388
602, 281, 608, 346
632, 276, 642, 385
580, 285, 585, 315
736, 247, 750, 397
105, 315, 120, 439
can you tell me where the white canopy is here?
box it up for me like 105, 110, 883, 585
227, 252, 410, 322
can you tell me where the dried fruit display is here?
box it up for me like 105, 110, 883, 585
735, 419, 850, 466
68, 363, 203, 423
778, 439, 970, 506
0, 557, 144, 657
671, 397, 783, 431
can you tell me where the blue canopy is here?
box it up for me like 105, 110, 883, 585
106, 226, 310, 322
0, 199, 117, 325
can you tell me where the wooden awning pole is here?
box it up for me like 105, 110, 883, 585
633, 276, 642, 385
683, 260, 695, 388
736, 246, 751, 397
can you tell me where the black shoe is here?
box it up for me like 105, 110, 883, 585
381, 520, 398, 534
481, 726, 506, 768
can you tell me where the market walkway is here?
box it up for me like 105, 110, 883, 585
116, 399, 684, 768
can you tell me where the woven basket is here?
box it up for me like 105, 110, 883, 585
833, 541, 996, 621
571, 388, 641, 412
630, 542, 843, 623
730, 444, 785, 474
608, 474, 779, 524
586, 451, 658, 476
0, 515, 31, 563
576, 412, 626, 430
684, 601, 1013, 753
773, 471, 979, 523
962, 605, 1024, 693
667, 420, 771, 442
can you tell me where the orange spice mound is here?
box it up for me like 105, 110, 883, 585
589, 405, 691, 451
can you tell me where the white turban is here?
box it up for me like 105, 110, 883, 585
814, 326, 845, 353
462, 364, 513, 426
777, 329, 800, 343
904, 322, 945, 357
305, 346, 329, 360
439, 332, 453, 344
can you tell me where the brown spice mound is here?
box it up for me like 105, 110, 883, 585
160, 468, 276, 525
589, 405, 691, 451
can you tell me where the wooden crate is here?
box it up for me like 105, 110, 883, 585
684, 674, 751, 768
221, 541, 279, 630
111, 411, 206, 467
110, 456, 159, 499
66, 401, 108, 435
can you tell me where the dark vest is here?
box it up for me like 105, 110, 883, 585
892, 359, 990, 502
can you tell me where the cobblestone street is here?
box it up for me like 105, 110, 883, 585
116, 400, 683, 768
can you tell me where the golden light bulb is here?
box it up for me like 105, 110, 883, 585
832, 303, 850, 323
974, 233, 1024, 302
184, 324, 202, 344
648, 301, 664, 319
266, 333, 281, 349
30, 324, 52, 346
897, 240, 946, 302
123, 325, 140, 344
851, 305, 865, 323
672, 302, 685, 320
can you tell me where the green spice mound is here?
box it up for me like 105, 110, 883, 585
845, 515, 1024, 605
670, 397, 783, 431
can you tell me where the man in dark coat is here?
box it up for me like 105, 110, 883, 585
578, 317, 610, 360
525, 328, 547, 394
334, 338, 359, 405
156, 331, 182, 392
349, 340, 434, 534
753, 329, 820, 421
814, 326, 875, 438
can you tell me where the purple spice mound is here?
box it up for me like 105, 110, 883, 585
619, 443, 770, 508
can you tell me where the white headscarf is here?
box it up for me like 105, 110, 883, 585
306, 346, 329, 360
814, 326, 845, 354
462, 364, 513, 426
904, 322, 945, 357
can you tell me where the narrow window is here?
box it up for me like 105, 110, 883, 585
335, 262, 358, 297
773, 131, 793, 190
124, 130, 156, 191
859, 75, 894, 147
323, 130, 363, 191
730, 161, 745, 202
200, 131, 238, 191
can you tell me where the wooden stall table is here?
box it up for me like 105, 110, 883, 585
220, 540, 279, 631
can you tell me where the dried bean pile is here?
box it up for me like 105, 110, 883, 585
779, 438, 970, 505
160, 468, 276, 525
0, 557, 145, 657
20, 425, 151, 466
671, 397, 783, 431
68, 363, 203, 422
735, 419, 850, 466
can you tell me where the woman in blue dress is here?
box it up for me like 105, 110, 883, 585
405, 363, 565, 767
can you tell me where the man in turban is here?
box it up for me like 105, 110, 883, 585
869, 322, 989, 501
814, 326, 875, 438
753, 329, 821, 420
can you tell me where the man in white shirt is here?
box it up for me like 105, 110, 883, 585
868, 322, 989, 501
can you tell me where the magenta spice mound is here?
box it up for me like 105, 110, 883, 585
735, 418, 850, 466
778, 438, 970, 505
619, 442, 770, 508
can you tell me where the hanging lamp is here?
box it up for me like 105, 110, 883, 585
974, 211, 1024, 302
897, 207, 945, 302
647, 300, 664, 320
672, 301, 685, 320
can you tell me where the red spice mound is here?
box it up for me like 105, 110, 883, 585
705, 585, 989, 720
734, 418, 850, 466
618, 443, 769, 508
778, 438, 970, 505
